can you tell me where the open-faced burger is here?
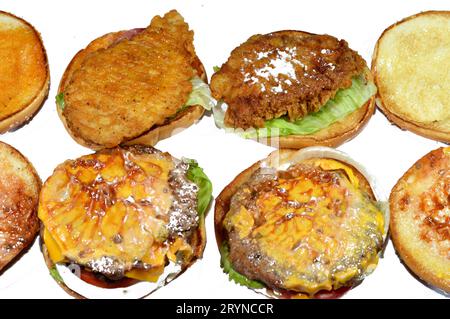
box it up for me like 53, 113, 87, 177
39, 145, 212, 298
57, 10, 214, 150
211, 31, 376, 148
215, 147, 388, 298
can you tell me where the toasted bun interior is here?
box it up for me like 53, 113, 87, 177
389, 147, 450, 293
372, 11, 450, 143
0, 11, 49, 133
0, 141, 41, 272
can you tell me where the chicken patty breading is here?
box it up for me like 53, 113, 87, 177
211, 31, 366, 129
63, 10, 198, 147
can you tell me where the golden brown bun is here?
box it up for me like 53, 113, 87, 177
372, 11, 450, 143
390, 147, 450, 293
0, 141, 41, 272
58, 28, 207, 150
0, 11, 50, 133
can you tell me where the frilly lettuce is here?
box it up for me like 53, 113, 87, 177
185, 159, 213, 216
185, 77, 215, 111
220, 243, 265, 289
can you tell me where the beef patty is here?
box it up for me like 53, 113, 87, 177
211, 31, 366, 129
223, 161, 384, 295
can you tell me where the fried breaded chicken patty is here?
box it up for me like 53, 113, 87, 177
63, 10, 198, 147
211, 31, 366, 129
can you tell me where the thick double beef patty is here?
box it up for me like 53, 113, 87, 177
211, 31, 366, 129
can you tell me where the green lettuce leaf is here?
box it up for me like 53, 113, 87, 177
185, 159, 213, 216
213, 66, 221, 72
49, 266, 63, 283
213, 75, 376, 139
56, 93, 65, 110
185, 76, 215, 111
220, 243, 265, 289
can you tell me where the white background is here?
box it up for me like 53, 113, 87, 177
0, 0, 448, 299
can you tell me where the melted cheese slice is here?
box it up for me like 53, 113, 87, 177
39, 148, 186, 278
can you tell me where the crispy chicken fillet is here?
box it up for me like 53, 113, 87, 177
211, 31, 366, 129
63, 10, 197, 147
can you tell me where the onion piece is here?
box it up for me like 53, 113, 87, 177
55, 261, 181, 299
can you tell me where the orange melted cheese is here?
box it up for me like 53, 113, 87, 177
39, 148, 194, 282
225, 159, 384, 295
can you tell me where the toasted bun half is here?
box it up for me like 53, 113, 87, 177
0, 11, 50, 133
0, 141, 41, 272
58, 24, 207, 150
215, 147, 387, 298
372, 11, 450, 143
390, 147, 449, 293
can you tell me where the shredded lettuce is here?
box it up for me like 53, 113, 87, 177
213, 66, 221, 72
213, 75, 376, 139
185, 159, 213, 216
185, 77, 215, 111
56, 93, 65, 110
220, 243, 265, 289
